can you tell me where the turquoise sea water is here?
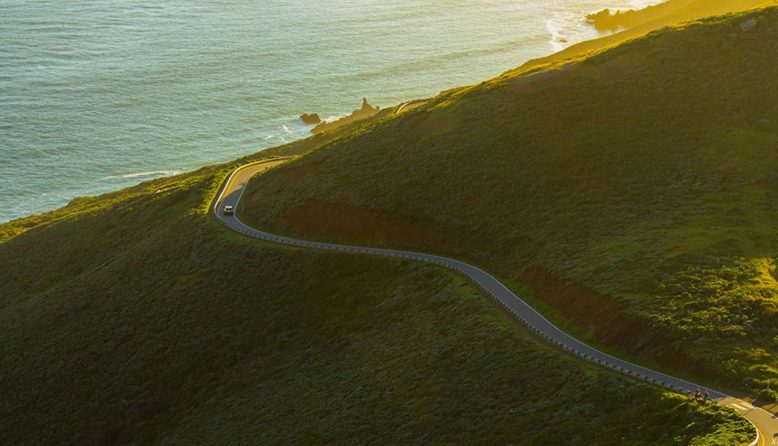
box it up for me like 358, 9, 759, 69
0, 0, 658, 222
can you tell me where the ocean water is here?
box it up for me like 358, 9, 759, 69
0, 0, 659, 222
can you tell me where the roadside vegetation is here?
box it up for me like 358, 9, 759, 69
241, 7, 778, 403
0, 143, 753, 444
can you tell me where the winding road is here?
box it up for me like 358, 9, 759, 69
214, 159, 778, 445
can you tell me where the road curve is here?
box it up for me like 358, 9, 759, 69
214, 160, 777, 445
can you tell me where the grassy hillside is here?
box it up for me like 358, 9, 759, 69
0, 148, 753, 443
240, 7, 778, 403
521, 0, 776, 72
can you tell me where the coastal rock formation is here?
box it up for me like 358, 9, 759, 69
312, 98, 380, 134
586, 0, 704, 32
360, 97, 378, 113
586, 1, 676, 32
586, 9, 626, 31
299, 113, 322, 125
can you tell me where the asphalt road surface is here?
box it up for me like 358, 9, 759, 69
215, 160, 778, 445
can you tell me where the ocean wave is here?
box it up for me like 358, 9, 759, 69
545, 12, 591, 53
627, 0, 665, 9
545, 18, 568, 52
322, 114, 346, 123
544, 1, 665, 53
101, 170, 183, 180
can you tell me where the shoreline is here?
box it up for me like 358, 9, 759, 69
0, 1, 672, 225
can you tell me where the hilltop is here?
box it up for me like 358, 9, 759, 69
241, 7, 778, 403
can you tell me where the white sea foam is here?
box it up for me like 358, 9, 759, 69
545, 11, 598, 52
544, 0, 667, 53
322, 114, 347, 123
627, 0, 665, 9
545, 18, 570, 52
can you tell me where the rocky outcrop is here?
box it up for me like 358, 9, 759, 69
299, 113, 322, 125
312, 98, 380, 134
359, 97, 379, 114
586, 0, 697, 32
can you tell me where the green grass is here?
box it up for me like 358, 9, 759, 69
0, 144, 753, 444
240, 7, 778, 400
3, 4, 777, 444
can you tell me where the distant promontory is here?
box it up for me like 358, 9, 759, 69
586, 0, 695, 32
